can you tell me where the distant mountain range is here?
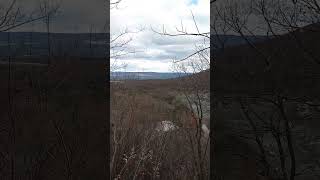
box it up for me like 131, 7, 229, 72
0, 32, 108, 58
111, 72, 191, 80
214, 23, 320, 96
0, 32, 268, 58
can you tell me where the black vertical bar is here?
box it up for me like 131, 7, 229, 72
106, 0, 110, 178
209, 2, 214, 177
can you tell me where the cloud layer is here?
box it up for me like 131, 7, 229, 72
111, 0, 210, 72
1, 0, 210, 72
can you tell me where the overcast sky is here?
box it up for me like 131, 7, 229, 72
1, 0, 210, 72
111, 0, 210, 72
3, 0, 108, 33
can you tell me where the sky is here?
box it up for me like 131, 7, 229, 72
0, 0, 210, 73
1, 0, 108, 33
110, 0, 210, 72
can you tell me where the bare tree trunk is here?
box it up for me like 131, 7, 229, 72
239, 99, 270, 177
273, 129, 288, 180
278, 98, 296, 180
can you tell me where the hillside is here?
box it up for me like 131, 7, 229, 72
0, 32, 267, 60
212, 23, 320, 180
110, 71, 191, 80
214, 23, 320, 97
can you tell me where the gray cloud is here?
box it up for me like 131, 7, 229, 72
117, 32, 206, 62
110, 0, 209, 72
0, 0, 210, 72
2, 0, 108, 33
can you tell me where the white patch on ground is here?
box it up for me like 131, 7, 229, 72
155, 121, 179, 132
201, 124, 210, 136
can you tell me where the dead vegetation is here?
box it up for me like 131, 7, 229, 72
110, 74, 210, 179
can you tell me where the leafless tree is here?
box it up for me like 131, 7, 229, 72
110, 0, 123, 9
39, 0, 60, 64
151, 8, 211, 179
0, 0, 61, 179
172, 55, 210, 180
110, 0, 144, 72
211, 0, 320, 179
152, 11, 210, 63
0, 0, 54, 32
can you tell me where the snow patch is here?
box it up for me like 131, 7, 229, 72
155, 121, 178, 132
201, 124, 210, 136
